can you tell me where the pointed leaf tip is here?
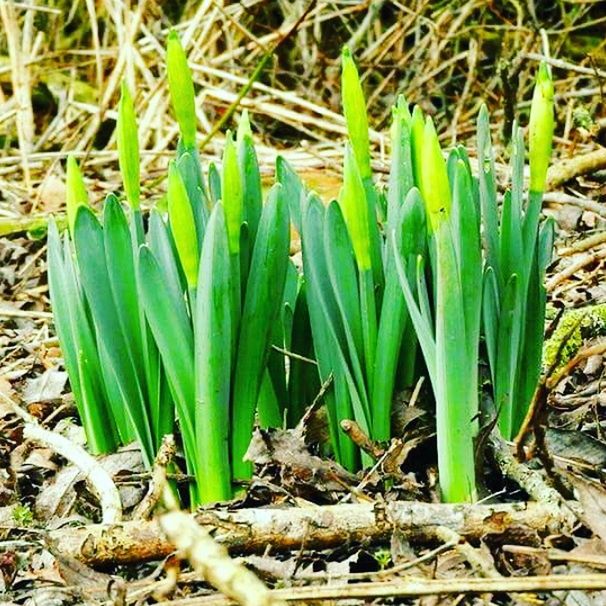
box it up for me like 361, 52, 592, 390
166, 31, 197, 149
117, 82, 140, 210
66, 155, 88, 234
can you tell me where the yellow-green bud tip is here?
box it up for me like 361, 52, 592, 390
117, 82, 140, 210
340, 145, 371, 271
168, 160, 199, 288
529, 61, 554, 194
221, 131, 243, 255
166, 30, 197, 149
420, 117, 451, 230
237, 109, 252, 145
341, 46, 371, 181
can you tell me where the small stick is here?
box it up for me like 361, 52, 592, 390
503, 544, 606, 570
1, 392, 122, 524
340, 419, 384, 460
547, 147, 606, 190
489, 431, 578, 528
434, 526, 501, 579
546, 340, 606, 390
546, 248, 606, 292
543, 191, 606, 220
558, 232, 606, 256
134, 434, 177, 520
271, 345, 317, 366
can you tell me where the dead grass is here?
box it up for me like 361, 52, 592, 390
0, 0, 604, 226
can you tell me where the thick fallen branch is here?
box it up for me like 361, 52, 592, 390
50, 501, 569, 568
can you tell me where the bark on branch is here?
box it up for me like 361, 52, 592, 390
49, 501, 568, 568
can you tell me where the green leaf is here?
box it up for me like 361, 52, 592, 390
117, 82, 140, 209
323, 201, 369, 423
102, 196, 147, 391
372, 189, 425, 440
387, 98, 414, 238
301, 194, 361, 469
231, 184, 290, 479
340, 145, 372, 271
495, 274, 521, 439
47, 222, 118, 453
168, 160, 199, 289
194, 204, 232, 503
451, 159, 482, 367
73, 205, 155, 464
65, 156, 88, 234
393, 246, 436, 392
137, 245, 197, 480
237, 111, 262, 244
222, 132, 243, 255
482, 266, 499, 388
286, 284, 319, 427
276, 156, 304, 234
477, 105, 500, 283
176, 150, 208, 246
208, 162, 221, 205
